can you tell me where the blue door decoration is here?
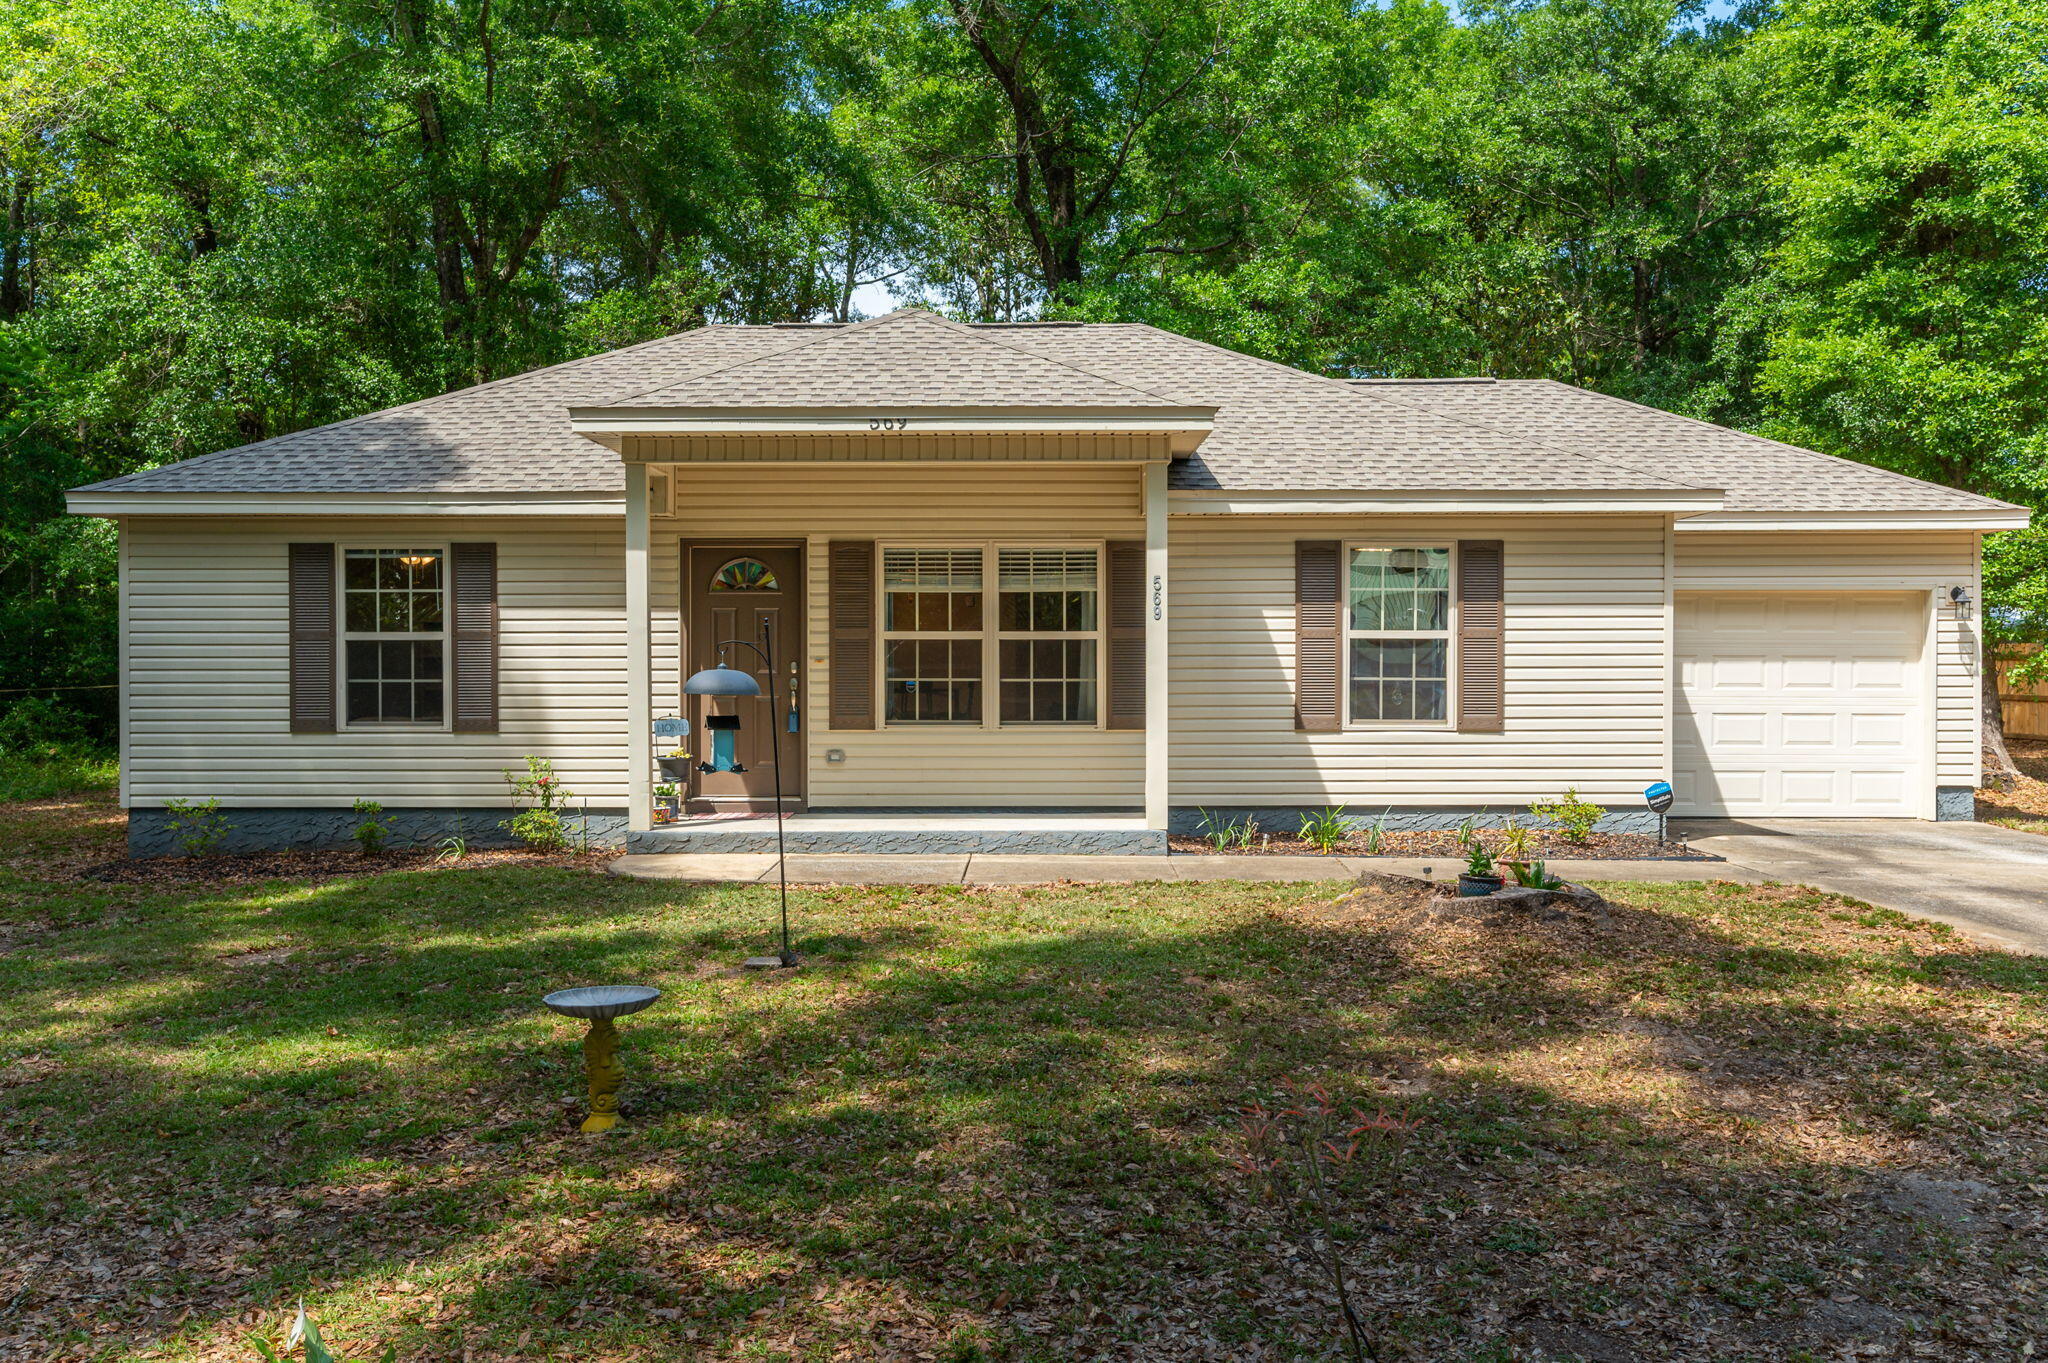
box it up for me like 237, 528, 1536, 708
705, 714, 745, 772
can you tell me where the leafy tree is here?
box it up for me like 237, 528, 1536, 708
858, 0, 1364, 315
1741, 0, 2048, 777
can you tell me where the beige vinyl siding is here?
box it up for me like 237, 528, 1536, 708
125, 516, 628, 806
653, 463, 1147, 808
1168, 515, 1670, 807
1673, 530, 1981, 787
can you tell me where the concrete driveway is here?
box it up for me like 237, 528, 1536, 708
1680, 818, 2048, 954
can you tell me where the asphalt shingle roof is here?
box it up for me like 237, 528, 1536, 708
75, 308, 2020, 516
597, 309, 1193, 409
1388, 378, 2022, 514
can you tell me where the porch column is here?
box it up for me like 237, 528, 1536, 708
1144, 461, 1170, 829
625, 464, 653, 834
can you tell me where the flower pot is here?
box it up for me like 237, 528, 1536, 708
657, 758, 691, 781
1457, 873, 1504, 898
651, 807, 673, 825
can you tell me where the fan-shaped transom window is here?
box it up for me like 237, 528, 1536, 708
710, 557, 779, 593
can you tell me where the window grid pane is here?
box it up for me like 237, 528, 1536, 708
884, 638, 981, 723
997, 549, 1098, 632
999, 639, 1097, 723
1349, 639, 1448, 723
346, 639, 445, 724
1348, 546, 1450, 632
883, 548, 983, 633
344, 549, 445, 636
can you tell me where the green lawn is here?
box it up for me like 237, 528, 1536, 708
1, 789, 2043, 1361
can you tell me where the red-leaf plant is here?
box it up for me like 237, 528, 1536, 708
1234, 1078, 1420, 1363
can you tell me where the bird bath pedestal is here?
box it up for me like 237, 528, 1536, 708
542, 986, 662, 1133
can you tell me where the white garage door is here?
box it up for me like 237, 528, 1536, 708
1674, 592, 1926, 818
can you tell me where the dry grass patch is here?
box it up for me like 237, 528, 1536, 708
0, 790, 2043, 1361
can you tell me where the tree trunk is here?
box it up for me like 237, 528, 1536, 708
1, 173, 29, 318
1983, 645, 2021, 790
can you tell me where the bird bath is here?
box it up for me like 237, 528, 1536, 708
542, 986, 661, 1133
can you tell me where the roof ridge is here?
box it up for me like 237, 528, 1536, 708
595, 308, 942, 406
1118, 324, 1710, 492
1515, 380, 2027, 512
79, 323, 735, 490
596, 307, 1190, 408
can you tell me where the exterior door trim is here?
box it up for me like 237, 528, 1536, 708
682, 537, 807, 812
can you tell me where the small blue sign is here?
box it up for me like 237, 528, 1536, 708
652, 716, 690, 738
1644, 780, 1674, 813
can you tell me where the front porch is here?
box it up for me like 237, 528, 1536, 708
626, 810, 1164, 855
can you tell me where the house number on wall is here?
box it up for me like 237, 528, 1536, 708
868, 416, 910, 430
1152, 574, 1164, 621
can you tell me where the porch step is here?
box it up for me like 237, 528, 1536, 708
625, 812, 1166, 855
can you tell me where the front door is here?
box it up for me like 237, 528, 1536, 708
685, 543, 805, 812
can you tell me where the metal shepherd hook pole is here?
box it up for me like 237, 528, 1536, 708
684, 620, 797, 968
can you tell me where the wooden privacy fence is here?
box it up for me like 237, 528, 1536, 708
1997, 647, 2048, 738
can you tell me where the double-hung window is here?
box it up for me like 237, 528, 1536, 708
880, 545, 1102, 726
882, 548, 984, 723
1347, 545, 1452, 725
997, 549, 1098, 723
342, 547, 448, 726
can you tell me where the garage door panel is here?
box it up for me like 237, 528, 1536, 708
1674, 591, 1924, 818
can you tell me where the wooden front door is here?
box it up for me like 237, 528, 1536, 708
685, 543, 805, 811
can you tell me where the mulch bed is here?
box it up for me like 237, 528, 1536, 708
1170, 827, 1707, 860
1978, 734, 2048, 829
69, 845, 618, 886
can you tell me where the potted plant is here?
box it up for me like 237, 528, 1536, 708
1459, 841, 1503, 897
657, 747, 692, 781
652, 782, 680, 823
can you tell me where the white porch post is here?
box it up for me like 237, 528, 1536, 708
1144, 461, 1170, 829
625, 463, 653, 834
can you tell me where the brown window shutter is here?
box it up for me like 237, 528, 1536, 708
450, 542, 499, 733
287, 542, 337, 733
1295, 540, 1341, 731
828, 540, 876, 730
1456, 539, 1505, 733
1104, 540, 1145, 729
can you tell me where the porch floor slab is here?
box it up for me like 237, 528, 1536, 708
626, 812, 1163, 856
612, 852, 1752, 887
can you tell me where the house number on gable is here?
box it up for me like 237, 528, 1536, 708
868, 417, 910, 431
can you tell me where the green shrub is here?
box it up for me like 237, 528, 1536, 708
351, 798, 390, 855
1528, 788, 1603, 844
502, 756, 575, 851
1195, 808, 1259, 850
505, 807, 568, 851
1511, 859, 1566, 890
1297, 806, 1352, 854
163, 797, 231, 857
0, 696, 91, 752
0, 748, 118, 801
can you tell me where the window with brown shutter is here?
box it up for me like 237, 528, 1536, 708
828, 540, 877, 730
288, 542, 337, 733
450, 542, 499, 733
1455, 539, 1506, 733
1294, 540, 1341, 731
1105, 540, 1145, 729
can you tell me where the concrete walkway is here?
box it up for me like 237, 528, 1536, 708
613, 819, 2048, 956
612, 851, 1754, 887
1682, 818, 2048, 955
